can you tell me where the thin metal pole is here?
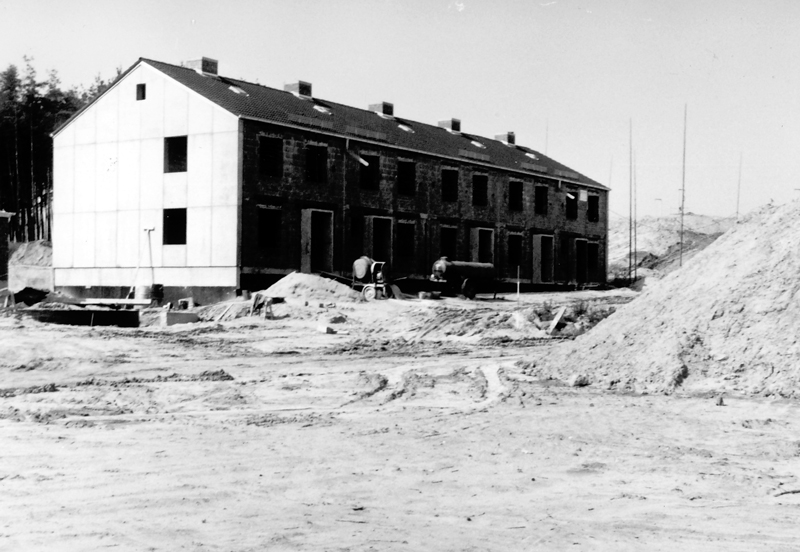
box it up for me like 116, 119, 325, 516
736, 153, 742, 220
633, 150, 638, 281
680, 104, 687, 267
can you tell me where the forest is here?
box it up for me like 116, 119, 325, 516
0, 57, 120, 242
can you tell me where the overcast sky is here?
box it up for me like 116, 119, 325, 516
2, 0, 798, 219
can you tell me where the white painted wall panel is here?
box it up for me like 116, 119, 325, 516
163, 172, 187, 208
53, 147, 74, 215
52, 213, 74, 269
117, 141, 140, 211
95, 211, 117, 267
211, 131, 239, 206
187, 207, 212, 266
188, 93, 214, 135
116, 210, 140, 268
164, 84, 189, 137
119, 76, 141, 142
140, 75, 164, 139
95, 86, 119, 144
188, 133, 213, 208
139, 138, 162, 210
73, 145, 96, 213
74, 104, 96, 145
56, 267, 237, 287
57, 121, 75, 147
162, 244, 187, 267
95, 142, 118, 212
72, 213, 96, 268
211, 205, 238, 266
213, 106, 239, 133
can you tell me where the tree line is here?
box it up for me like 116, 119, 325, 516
0, 57, 121, 242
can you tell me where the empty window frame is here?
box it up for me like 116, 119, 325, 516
441, 169, 459, 202
164, 136, 187, 173
258, 207, 282, 257
477, 228, 494, 263
587, 195, 600, 222
163, 208, 187, 245
508, 233, 523, 272
566, 192, 578, 220
534, 185, 548, 215
360, 155, 381, 190
396, 221, 416, 265
509, 181, 523, 212
305, 145, 328, 183
587, 242, 600, 282
259, 137, 283, 179
472, 174, 488, 207
136, 83, 146, 101
397, 161, 416, 196
440, 226, 458, 259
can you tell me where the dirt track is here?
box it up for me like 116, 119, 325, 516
2, 292, 800, 551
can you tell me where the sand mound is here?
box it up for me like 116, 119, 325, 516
10, 240, 52, 267
261, 272, 360, 304
523, 200, 800, 397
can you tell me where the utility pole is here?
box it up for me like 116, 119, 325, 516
679, 104, 687, 267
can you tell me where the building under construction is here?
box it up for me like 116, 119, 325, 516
52, 57, 609, 302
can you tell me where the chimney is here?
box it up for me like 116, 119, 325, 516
495, 132, 515, 145
185, 57, 218, 75
369, 102, 394, 117
285, 80, 312, 98
438, 118, 461, 133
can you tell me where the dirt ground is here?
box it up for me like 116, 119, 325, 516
2, 290, 800, 551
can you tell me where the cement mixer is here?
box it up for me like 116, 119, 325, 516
351, 256, 389, 300
430, 257, 496, 299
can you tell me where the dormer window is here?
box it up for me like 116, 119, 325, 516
313, 105, 331, 115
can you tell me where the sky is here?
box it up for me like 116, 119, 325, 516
2, 0, 798, 219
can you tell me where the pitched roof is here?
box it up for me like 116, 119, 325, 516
151, 59, 608, 190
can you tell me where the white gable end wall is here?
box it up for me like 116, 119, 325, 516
53, 62, 240, 291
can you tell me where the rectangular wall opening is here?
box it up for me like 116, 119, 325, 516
305, 145, 328, 184
540, 235, 553, 282
509, 181, 523, 212
259, 137, 283, 179
534, 185, 548, 215
588, 195, 600, 222
258, 207, 283, 265
164, 136, 187, 173
372, 217, 392, 264
566, 192, 578, 220
472, 174, 488, 207
136, 83, 146, 101
397, 161, 416, 196
163, 208, 187, 245
442, 169, 459, 202
301, 209, 334, 273
360, 155, 380, 190
575, 238, 588, 283
587, 242, 600, 282
507, 233, 523, 275
396, 221, 416, 273
440, 226, 458, 260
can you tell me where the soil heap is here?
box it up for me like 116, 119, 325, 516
262, 272, 360, 304
525, 201, 800, 397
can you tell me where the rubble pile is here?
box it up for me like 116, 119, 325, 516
524, 200, 800, 397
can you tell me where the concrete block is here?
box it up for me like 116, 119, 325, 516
160, 311, 200, 326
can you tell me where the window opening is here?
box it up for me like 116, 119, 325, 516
164, 136, 188, 173
305, 145, 328, 184
472, 174, 488, 207
163, 208, 187, 245
259, 137, 283, 179
397, 161, 416, 196
258, 208, 282, 255
508, 234, 523, 271
396, 222, 416, 269
360, 155, 380, 190
566, 192, 578, 220
534, 185, 548, 215
509, 181, 523, 212
588, 195, 600, 222
440, 226, 458, 260
136, 83, 146, 101
441, 169, 459, 202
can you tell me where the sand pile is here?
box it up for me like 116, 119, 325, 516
261, 272, 360, 304
523, 200, 800, 397
9, 240, 52, 267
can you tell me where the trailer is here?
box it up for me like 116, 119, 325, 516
429, 257, 497, 299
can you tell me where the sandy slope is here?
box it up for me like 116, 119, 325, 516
2, 289, 800, 551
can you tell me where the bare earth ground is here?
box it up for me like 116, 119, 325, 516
2, 291, 800, 551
